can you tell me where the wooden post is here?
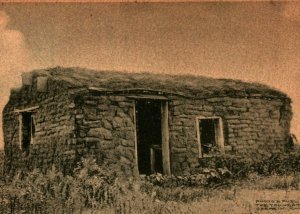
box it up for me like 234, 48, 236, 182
217, 118, 225, 154
132, 101, 139, 176
18, 114, 22, 149
196, 118, 202, 158
30, 114, 35, 144
150, 148, 155, 174
161, 101, 171, 175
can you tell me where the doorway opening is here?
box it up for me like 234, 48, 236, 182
135, 100, 163, 175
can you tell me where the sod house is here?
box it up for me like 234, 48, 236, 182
3, 67, 293, 176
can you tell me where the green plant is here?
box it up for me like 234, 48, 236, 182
0, 157, 121, 212
1, 151, 300, 213
72, 157, 120, 209
199, 152, 300, 179
142, 167, 232, 190
253, 152, 300, 176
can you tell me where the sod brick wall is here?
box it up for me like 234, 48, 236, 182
2, 75, 292, 176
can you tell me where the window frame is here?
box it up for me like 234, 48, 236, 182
15, 106, 39, 153
196, 116, 225, 158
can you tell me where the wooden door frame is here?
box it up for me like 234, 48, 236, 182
133, 99, 171, 175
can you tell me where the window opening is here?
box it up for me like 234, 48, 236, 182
197, 117, 224, 157
20, 112, 35, 155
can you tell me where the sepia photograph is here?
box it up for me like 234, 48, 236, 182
0, 0, 299, 213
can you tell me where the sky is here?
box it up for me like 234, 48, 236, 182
0, 2, 299, 149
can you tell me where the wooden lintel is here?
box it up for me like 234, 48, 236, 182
88, 86, 185, 98
88, 86, 107, 92
127, 95, 168, 100
14, 106, 39, 113
88, 87, 167, 93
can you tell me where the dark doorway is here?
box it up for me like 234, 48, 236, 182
199, 119, 217, 155
135, 100, 163, 175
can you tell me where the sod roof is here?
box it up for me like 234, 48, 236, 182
30, 67, 289, 99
